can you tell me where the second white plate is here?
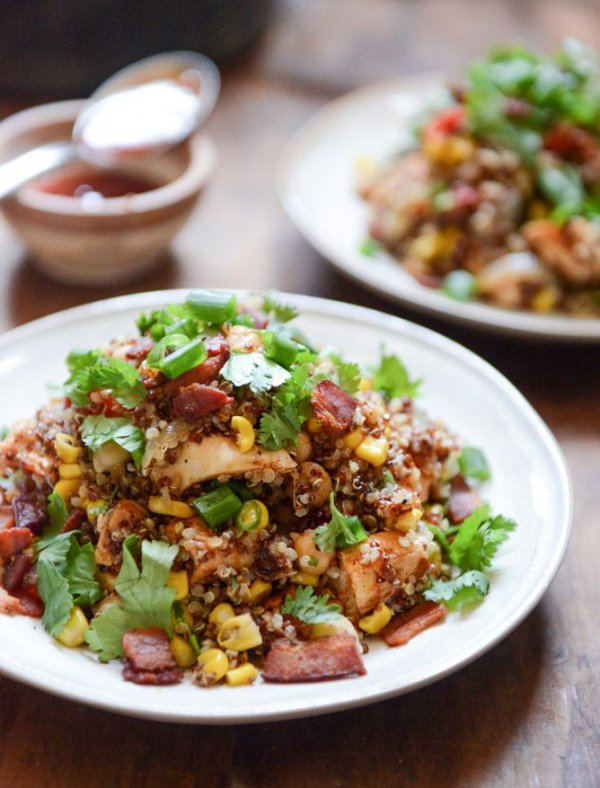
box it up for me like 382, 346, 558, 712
277, 74, 600, 342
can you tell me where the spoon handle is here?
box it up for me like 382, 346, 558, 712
0, 141, 75, 202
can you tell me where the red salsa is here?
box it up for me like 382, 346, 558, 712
36, 168, 160, 199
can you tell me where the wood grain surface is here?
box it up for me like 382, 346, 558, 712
0, 2, 599, 786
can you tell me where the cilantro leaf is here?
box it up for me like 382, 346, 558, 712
424, 570, 490, 609
372, 352, 421, 399
37, 532, 102, 636
65, 354, 146, 409
85, 537, 178, 661
80, 415, 145, 469
258, 364, 313, 450
221, 352, 290, 394
325, 352, 362, 394
36, 491, 69, 550
458, 447, 491, 481
281, 585, 341, 624
448, 504, 517, 571
261, 290, 299, 323
314, 493, 368, 552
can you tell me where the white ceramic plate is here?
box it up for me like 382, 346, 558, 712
277, 74, 600, 342
0, 291, 571, 723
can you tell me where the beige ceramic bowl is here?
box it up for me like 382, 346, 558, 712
0, 100, 216, 285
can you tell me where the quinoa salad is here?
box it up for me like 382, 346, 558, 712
0, 290, 515, 687
358, 39, 600, 317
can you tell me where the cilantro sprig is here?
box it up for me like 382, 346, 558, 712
314, 493, 368, 552
220, 352, 291, 394
425, 504, 517, 609
85, 536, 178, 661
65, 350, 146, 409
372, 352, 421, 399
258, 364, 313, 450
80, 415, 146, 469
281, 586, 341, 624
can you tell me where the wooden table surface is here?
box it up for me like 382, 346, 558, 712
0, 2, 599, 786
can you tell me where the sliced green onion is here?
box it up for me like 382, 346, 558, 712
359, 238, 382, 257
192, 487, 242, 528
186, 290, 237, 324
458, 447, 491, 481
233, 313, 255, 328
146, 333, 190, 367
263, 332, 300, 369
164, 317, 199, 339
236, 500, 264, 531
151, 336, 208, 380
442, 270, 478, 302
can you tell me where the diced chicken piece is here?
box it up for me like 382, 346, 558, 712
154, 435, 296, 492
182, 518, 263, 585
0, 420, 56, 480
335, 531, 429, 619
95, 500, 148, 567
225, 324, 264, 353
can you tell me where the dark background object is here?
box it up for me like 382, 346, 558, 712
0, 0, 273, 98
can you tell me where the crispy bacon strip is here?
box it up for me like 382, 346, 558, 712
447, 475, 480, 524
262, 633, 366, 683
125, 336, 154, 361
12, 495, 48, 534
310, 381, 357, 435
2, 553, 32, 591
122, 628, 183, 685
0, 528, 33, 561
172, 383, 233, 422
381, 601, 446, 647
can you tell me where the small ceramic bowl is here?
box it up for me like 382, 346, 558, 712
0, 100, 216, 285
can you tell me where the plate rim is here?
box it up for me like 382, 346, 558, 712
276, 73, 600, 342
0, 290, 573, 723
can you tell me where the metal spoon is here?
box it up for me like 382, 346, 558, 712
0, 51, 220, 201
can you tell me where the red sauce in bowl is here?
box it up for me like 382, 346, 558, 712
36, 169, 161, 199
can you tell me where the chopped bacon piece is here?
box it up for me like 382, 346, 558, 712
543, 122, 599, 163
62, 508, 86, 533
310, 381, 357, 435
0, 528, 33, 560
0, 505, 14, 530
2, 553, 33, 591
0, 586, 25, 615
172, 384, 233, 422
447, 475, 480, 524
13, 586, 44, 618
161, 336, 230, 398
125, 336, 154, 361
12, 495, 48, 534
122, 627, 183, 685
262, 633, 366, 683
381, 601, 446, 646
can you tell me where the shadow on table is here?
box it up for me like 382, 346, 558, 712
5, 253, 182, 328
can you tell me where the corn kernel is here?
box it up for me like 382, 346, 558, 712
531, 286, 559, 314
148, 496, 195, 519
343, 429, 364, 450
311, 615, 359, 642
167, 570, 189, 601
247, 579, 272, 603
423, 134, 474, 166
359, 602, 393, 634
197, 648, 229, 684
355, 436, 388, 467
169, 635, 196, 668
427, 541, 442, 572
171, 604, 193, 629
217, 613, 263, 651
58, 462, 81, 479
307, 417, 322, 434
54, 478, 80, 502
57, 606, 89, 647
54, 432, 80, 463
86, 499, 108, 525
208, 603, 235, 628
292, 571, 318, 586
358, 377, 371, 392
231, 416, 255, 453
226, 663, 258, 686
393, 507, 423, 533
